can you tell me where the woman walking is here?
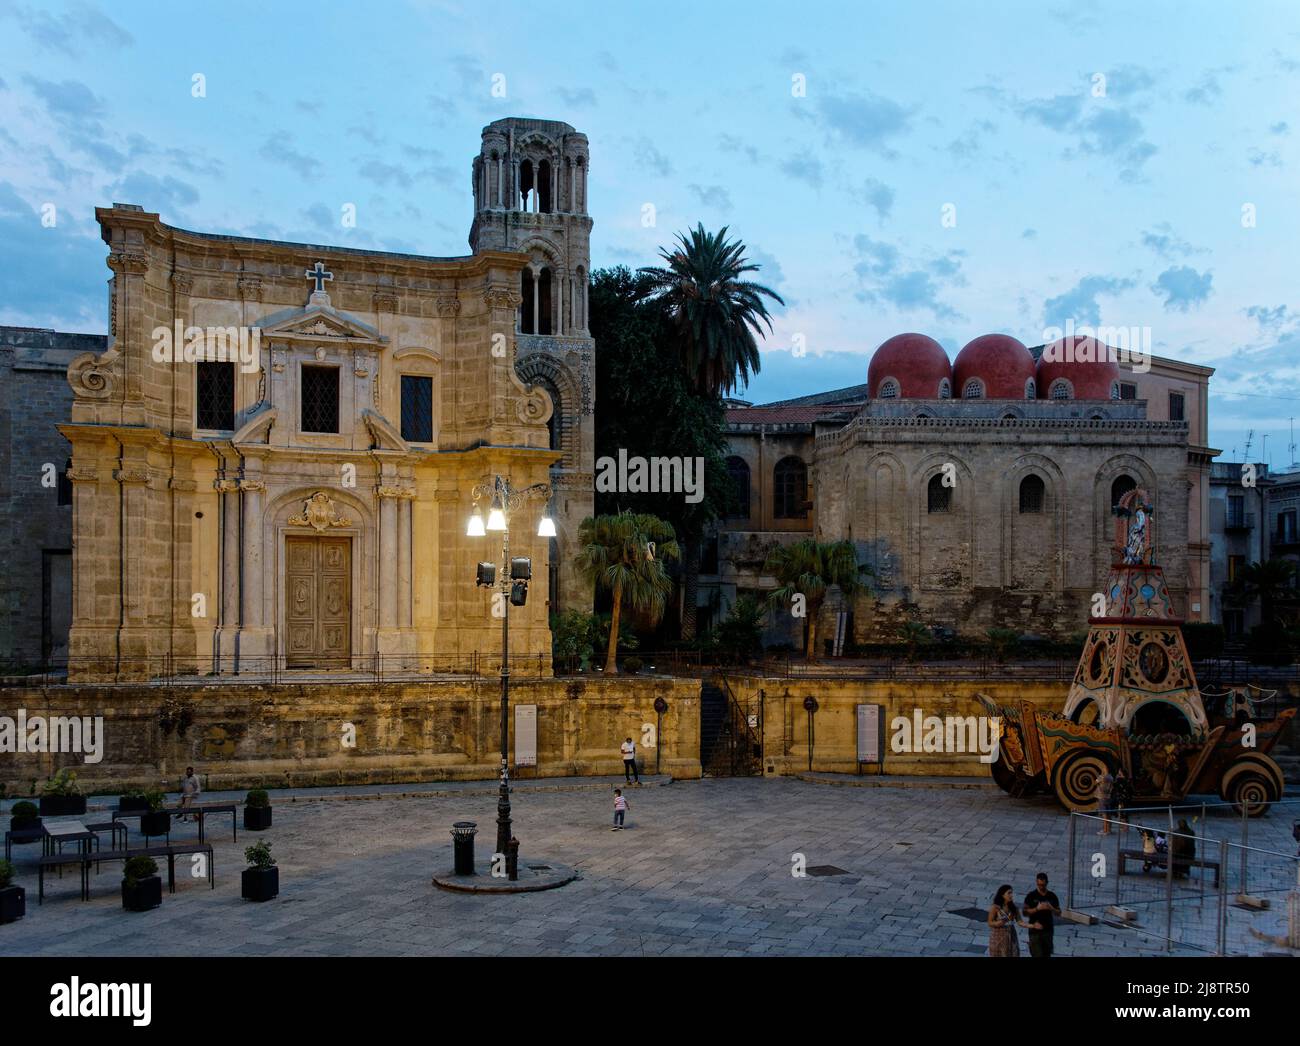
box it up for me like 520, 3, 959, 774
987, 884, 1034, 957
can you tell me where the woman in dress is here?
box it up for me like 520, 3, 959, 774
987, 883, 1032, 957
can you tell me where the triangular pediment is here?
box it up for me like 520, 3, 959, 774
255, 302, 386, 344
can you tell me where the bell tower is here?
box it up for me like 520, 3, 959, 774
469, 117, 595, 614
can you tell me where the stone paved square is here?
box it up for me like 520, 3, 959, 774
5, 778, 1297, 957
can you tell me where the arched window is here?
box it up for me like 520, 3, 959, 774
1025, 378, 1036, 399
725, 456, 751, 520
938, 378, 951, 399
519, 269, 534, 334
1111, 474, 1137, 510
878, 378, 899, 399
1019, 474, 1045, 514
537, 159, 553, 213
519, 159, 535, 211
538, 266, 553, 335
773, 457, 808, 519
927, 472, 951, 514
532, 376, 562, 453
963, 378, 984, 399
1050, 379, 1071, 400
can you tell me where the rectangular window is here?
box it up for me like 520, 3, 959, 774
301, 365, 339, 433
1168, 391, 1185, 421
400, 375, 434, 443
1280, 510, 1298, 543
196, 361, 235, 430
1227, 494, 1245, 528
1228, 554, 1245, 584
1118, 382, 1137, 400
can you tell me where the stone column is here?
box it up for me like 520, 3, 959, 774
569, 160, 576, 213
531, 268, 540, 336
398, 489, 413, 629
496, 157, 503, 207
237, 461, 273, 667
557, 272, 564, 336
379, 488, 398, 629
216, 475, 240, 670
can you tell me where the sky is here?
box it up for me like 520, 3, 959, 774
1, 0, 1298, 464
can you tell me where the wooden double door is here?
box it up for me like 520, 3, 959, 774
285, 535, 351, 669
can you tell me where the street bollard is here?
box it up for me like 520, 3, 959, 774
451, 821, 477, 876
506, 836, 520, 881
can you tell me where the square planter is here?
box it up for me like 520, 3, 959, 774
0, 885, 25, 923
39, 795, 86, 817
119, 796, 150, 813
122, 876, 162, 912
241, 866, 279, 902
140, 811, 171, 837
243, 805, 273, 831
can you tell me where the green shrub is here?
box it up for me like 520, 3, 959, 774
11, 800, 38, 822
0, 858, 14, 888
123, 856, 158, 884
143, 789, 167, 813
41, 768, 83, 797
1247, 621, 1293, 666
986, 627, 1021, 663
622, 656, 643, 674
245, 788, 270, 809
244, 840, 276, 869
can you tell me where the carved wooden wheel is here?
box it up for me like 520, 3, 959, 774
1051, 751, 1110, 812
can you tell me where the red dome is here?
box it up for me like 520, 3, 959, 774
953, 334, 1035, 399
1036, 336, 1121, 400
867, 333, 952, 399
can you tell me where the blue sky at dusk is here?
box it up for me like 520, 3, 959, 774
1, 0, 1298, 463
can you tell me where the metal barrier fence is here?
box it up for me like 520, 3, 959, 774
1066, 799, 1300, 955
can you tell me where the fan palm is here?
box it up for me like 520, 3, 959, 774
764, 539, 869, 661
575, 511, 681, 674
638, 223, 785, 398
1233, 558, 1298, 622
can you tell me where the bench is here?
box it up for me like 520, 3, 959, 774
1118, 848, 1221, 888
38, 842, 215, 903
112, 801, 238, 844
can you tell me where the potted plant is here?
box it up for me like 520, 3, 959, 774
121, 856, 162, 912
39, 769, 86, 816
119, 789, 150, 814
243, 788, 272, 831
139, 790, 170, 838
8, 800, 41, 839
241, 840, 278, 902
0, 859, 24, 924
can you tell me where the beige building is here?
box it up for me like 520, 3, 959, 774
59, 117, 593, 682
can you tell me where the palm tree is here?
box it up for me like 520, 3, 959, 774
638, 224, 784, 640
764, 538, 869, 661
639, 223, 785, 397
574, 511, 680, 674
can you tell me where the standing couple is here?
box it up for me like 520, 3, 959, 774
988, 874, 1060, 957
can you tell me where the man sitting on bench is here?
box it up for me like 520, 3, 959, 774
1171, 818, 1195, 878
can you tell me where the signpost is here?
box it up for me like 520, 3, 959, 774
515, 704, 537, 768
856, 703, 884, 774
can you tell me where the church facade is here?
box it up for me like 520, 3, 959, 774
707, 332, 1216, 649
59, 117, 593, 682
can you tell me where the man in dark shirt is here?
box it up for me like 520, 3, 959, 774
1024, 873, 1061, 958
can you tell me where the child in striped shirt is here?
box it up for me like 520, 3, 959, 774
612, 789, 629, 830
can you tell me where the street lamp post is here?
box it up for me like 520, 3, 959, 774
468, 475, 555, 866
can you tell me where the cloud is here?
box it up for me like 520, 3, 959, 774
1270, 121, 1289, 135
634, 137, 673, 177
1244, 304, 1288, 332
1183, 72, 1222, 105
1141, 222, 1204, 259
357, 159, 412, 188
862, 177, 893, 221
259, 134, 322, 179
780, 155, 822, 188
1012, 86, 1157, 180
1247, 148, 1282, 168
556, 87, 597, 108
1019, 93, 1083, 131
851, 234, 965, 320
1022, 228, 1037, 239
1043, 275, 1137, 327
718, 133, 763, 165
8, 2, 133, 57
810, 90, 911, 154
107, 171, 200, 216
1151, 265, 1212, 311
687, 184, 731, 211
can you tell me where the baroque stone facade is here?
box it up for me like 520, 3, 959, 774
706, 333, 1216, 649
56, 117, 594, 682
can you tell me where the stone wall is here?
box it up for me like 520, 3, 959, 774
0, 676, 701, 794
726, 674, 1070, 777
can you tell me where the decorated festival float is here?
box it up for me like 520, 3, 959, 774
980, 488, 1294, 816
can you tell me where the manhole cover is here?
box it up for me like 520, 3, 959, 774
947, 907, 988, 922
805, 865, 851, 877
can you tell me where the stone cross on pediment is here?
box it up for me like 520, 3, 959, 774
305, 261, 334, 305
